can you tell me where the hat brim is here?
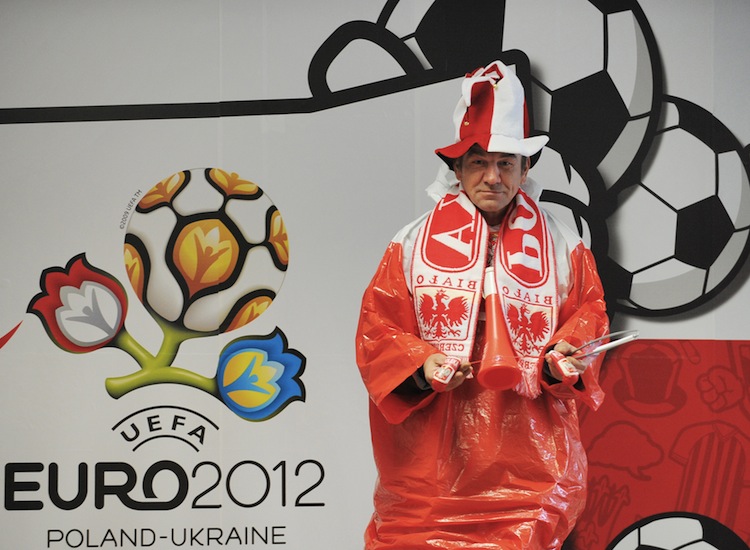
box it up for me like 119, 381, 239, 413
435, 134, 549, 168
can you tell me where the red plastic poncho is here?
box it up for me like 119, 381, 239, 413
356, 210, 609, 549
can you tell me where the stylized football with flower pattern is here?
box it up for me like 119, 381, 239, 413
124, 168, 289, 334
28, 170, 302, 420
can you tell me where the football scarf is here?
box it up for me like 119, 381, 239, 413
411, 187, 559, 398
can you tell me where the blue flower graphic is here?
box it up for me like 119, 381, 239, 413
217, 328, 305, 421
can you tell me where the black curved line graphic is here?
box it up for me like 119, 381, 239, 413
0, 0, 518, 125
0, 55, 524, 125
307, 20, 425, 97
131, 434, 201, 452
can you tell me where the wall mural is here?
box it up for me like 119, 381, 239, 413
1, 1, 748, 548
27, 169, 303, 422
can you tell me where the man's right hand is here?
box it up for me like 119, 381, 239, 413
423, 354, 473, 392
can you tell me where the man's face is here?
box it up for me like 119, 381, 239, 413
454, 148, 529, 226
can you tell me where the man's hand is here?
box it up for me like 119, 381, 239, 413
544, 340, 586, 382
423, 354, 473, 392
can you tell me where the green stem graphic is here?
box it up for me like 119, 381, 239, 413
105, 323, 219, 399
112, 330, 157, 369
151, 317, 200, 369
105, 366, 218, 399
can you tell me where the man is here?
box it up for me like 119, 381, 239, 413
355, 60, 609, 549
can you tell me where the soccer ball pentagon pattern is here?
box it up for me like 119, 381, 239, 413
605, 98, 750, 315
533, 147, 611, 260
500, 0, 671, 311
607, 512, 748, 550
502, 0, 661, 190
315, 0, 750, 317
124, 168, 289, 333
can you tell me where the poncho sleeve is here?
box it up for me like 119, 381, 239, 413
356, 241, 440, 424
541, 242, 609, 409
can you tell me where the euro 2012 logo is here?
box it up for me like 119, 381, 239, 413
27, 168, 304, 421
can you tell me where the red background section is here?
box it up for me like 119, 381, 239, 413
570, 339, 750, 547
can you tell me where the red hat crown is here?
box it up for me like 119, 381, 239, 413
435, 61, 548, 165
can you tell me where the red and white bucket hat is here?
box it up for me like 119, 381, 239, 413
435, 60, 549, 167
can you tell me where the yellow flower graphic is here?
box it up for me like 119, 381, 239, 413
268, 209, 289, 267
123, 243, 145, 300
218, 331, 305, 421
226, 295, 274, 332
173, 219, 239, 297
209, 168, 260, 198
138, 171, 187, 210
222, 350, 280, 410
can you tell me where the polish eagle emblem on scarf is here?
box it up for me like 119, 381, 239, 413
507, 303, 550, 355
418, 289, 469, 339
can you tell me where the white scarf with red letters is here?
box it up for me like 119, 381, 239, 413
411, 186, 559, 398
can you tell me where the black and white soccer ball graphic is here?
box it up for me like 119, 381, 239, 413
329, 0, 748, 317
607, 512, 749, 550
500, 1, 749, 317
605, 97, 750, 316
502, 0, 661, 189
379, 0, 662, 191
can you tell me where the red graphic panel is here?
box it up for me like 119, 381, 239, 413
569, 339, 750, 548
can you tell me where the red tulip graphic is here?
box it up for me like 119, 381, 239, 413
27, 254, 128, 353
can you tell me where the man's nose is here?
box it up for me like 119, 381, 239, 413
484, 165, 501, 184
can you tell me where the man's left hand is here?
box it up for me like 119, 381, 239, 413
544, 340, 586, 382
